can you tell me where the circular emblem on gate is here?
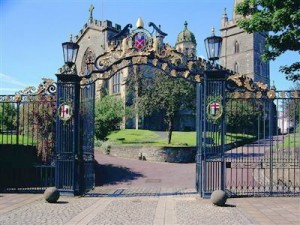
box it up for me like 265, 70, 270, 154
133, 32, 148, 51
58, 103, 73, 122
207, 96, 223, 124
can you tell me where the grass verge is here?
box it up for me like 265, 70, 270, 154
103, 129, 255, 147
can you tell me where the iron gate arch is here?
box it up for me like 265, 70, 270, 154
55, 17, 299, 197
55, 18, 212, 195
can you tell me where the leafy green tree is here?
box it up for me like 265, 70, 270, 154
226, 99, 262, 135
135, 72, 196, 144
95, 95, 125, 140
236, 0, 300, 81
0, 103, 16, 131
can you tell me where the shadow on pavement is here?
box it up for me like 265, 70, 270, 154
51, 201, 69, 204
222, 203, 236, 207
95, 162, 144, 186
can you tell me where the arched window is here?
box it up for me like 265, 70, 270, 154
112, 72, 121, 94
234, 40, 240, 54
81, 48, 96, 76
234, 62, 239, 73
260, 63, 263, 76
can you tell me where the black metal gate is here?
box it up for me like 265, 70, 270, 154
225, 90, 299, 196
55, 73, 95, 195
80, 82, 95, 193
0, 80, 56, 192
197, 72, 300, 197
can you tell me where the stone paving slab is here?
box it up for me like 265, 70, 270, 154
0, 190, 299, 225
0, 196, 97, 225
230, 197, 300, 225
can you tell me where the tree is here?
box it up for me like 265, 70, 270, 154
95, 95, 125, 140
236, 0, 300, 81
0, 103, 16, 131
134, 71, 196, 144
226, 98, 262, 135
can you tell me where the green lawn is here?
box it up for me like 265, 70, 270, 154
104, 129, 255, 147
275, 134, 300, 149
0, 134, 35, 145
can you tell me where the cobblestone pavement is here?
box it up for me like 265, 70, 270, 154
0, 189, 248, 225
0, 196, 97, 225
0, 190, 299, 225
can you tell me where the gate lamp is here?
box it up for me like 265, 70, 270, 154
204, 27, 222, 65
62, 34, 79, 67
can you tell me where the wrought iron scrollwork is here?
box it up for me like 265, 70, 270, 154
226, 73, 275, 99
0, 78, 57, 103
15, 78, 56, 96
148, 22, 168, 37
111, 24, 133, 41
75, 18, 214, 85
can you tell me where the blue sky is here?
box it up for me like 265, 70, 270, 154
0, 0, 297, 95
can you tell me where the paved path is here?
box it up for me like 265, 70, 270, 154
94, 150, 195, 188
0, 191, 299, 225
1, 153, 299, 225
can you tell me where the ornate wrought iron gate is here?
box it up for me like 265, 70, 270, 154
225, 90, 299, 196
80, 82, 95, 193
197, 73, 300, 197
54, 17, 299, 198
55, 73, 95, 195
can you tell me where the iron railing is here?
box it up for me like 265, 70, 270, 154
0, 91, 56, 192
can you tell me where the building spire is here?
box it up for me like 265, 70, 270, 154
222, 8, 228, 27
89, 4, 95, 20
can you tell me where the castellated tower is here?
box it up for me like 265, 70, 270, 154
73, 15, 126, 100
220, 0, 270, 85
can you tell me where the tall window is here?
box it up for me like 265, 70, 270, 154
81, 48, 96, 76
234, 41, 240, 53
260, 63, 263, 76
112, 72, 121, 94
234, 62, 239, 73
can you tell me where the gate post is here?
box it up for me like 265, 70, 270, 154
55, 67, 82, 195
197, 68, 228, 198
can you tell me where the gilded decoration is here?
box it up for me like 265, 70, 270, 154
226, 73, 273, 99
293, 91, 299, 98
80, 18, 208, 85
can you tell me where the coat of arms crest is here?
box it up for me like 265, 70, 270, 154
206, 96, 223, 123
133, 32, 147, 50
58, 102, 73, 122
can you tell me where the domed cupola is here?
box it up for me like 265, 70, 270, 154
176, 21, 197, 45
175, 21, 197, 58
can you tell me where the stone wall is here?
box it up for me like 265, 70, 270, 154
96, 146, 197, 163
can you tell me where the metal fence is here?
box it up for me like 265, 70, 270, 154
224, 91, 300, 197
0, 81, 57, 192
197, 74, 300, 198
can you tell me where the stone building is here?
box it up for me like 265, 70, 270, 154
220, 0, 270, 85
72, 0, 270, 130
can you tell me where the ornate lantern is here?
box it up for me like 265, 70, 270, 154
204, 27, 222, 64
62, 34, 79, 67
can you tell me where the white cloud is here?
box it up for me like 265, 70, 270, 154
0, 72, 29, 87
